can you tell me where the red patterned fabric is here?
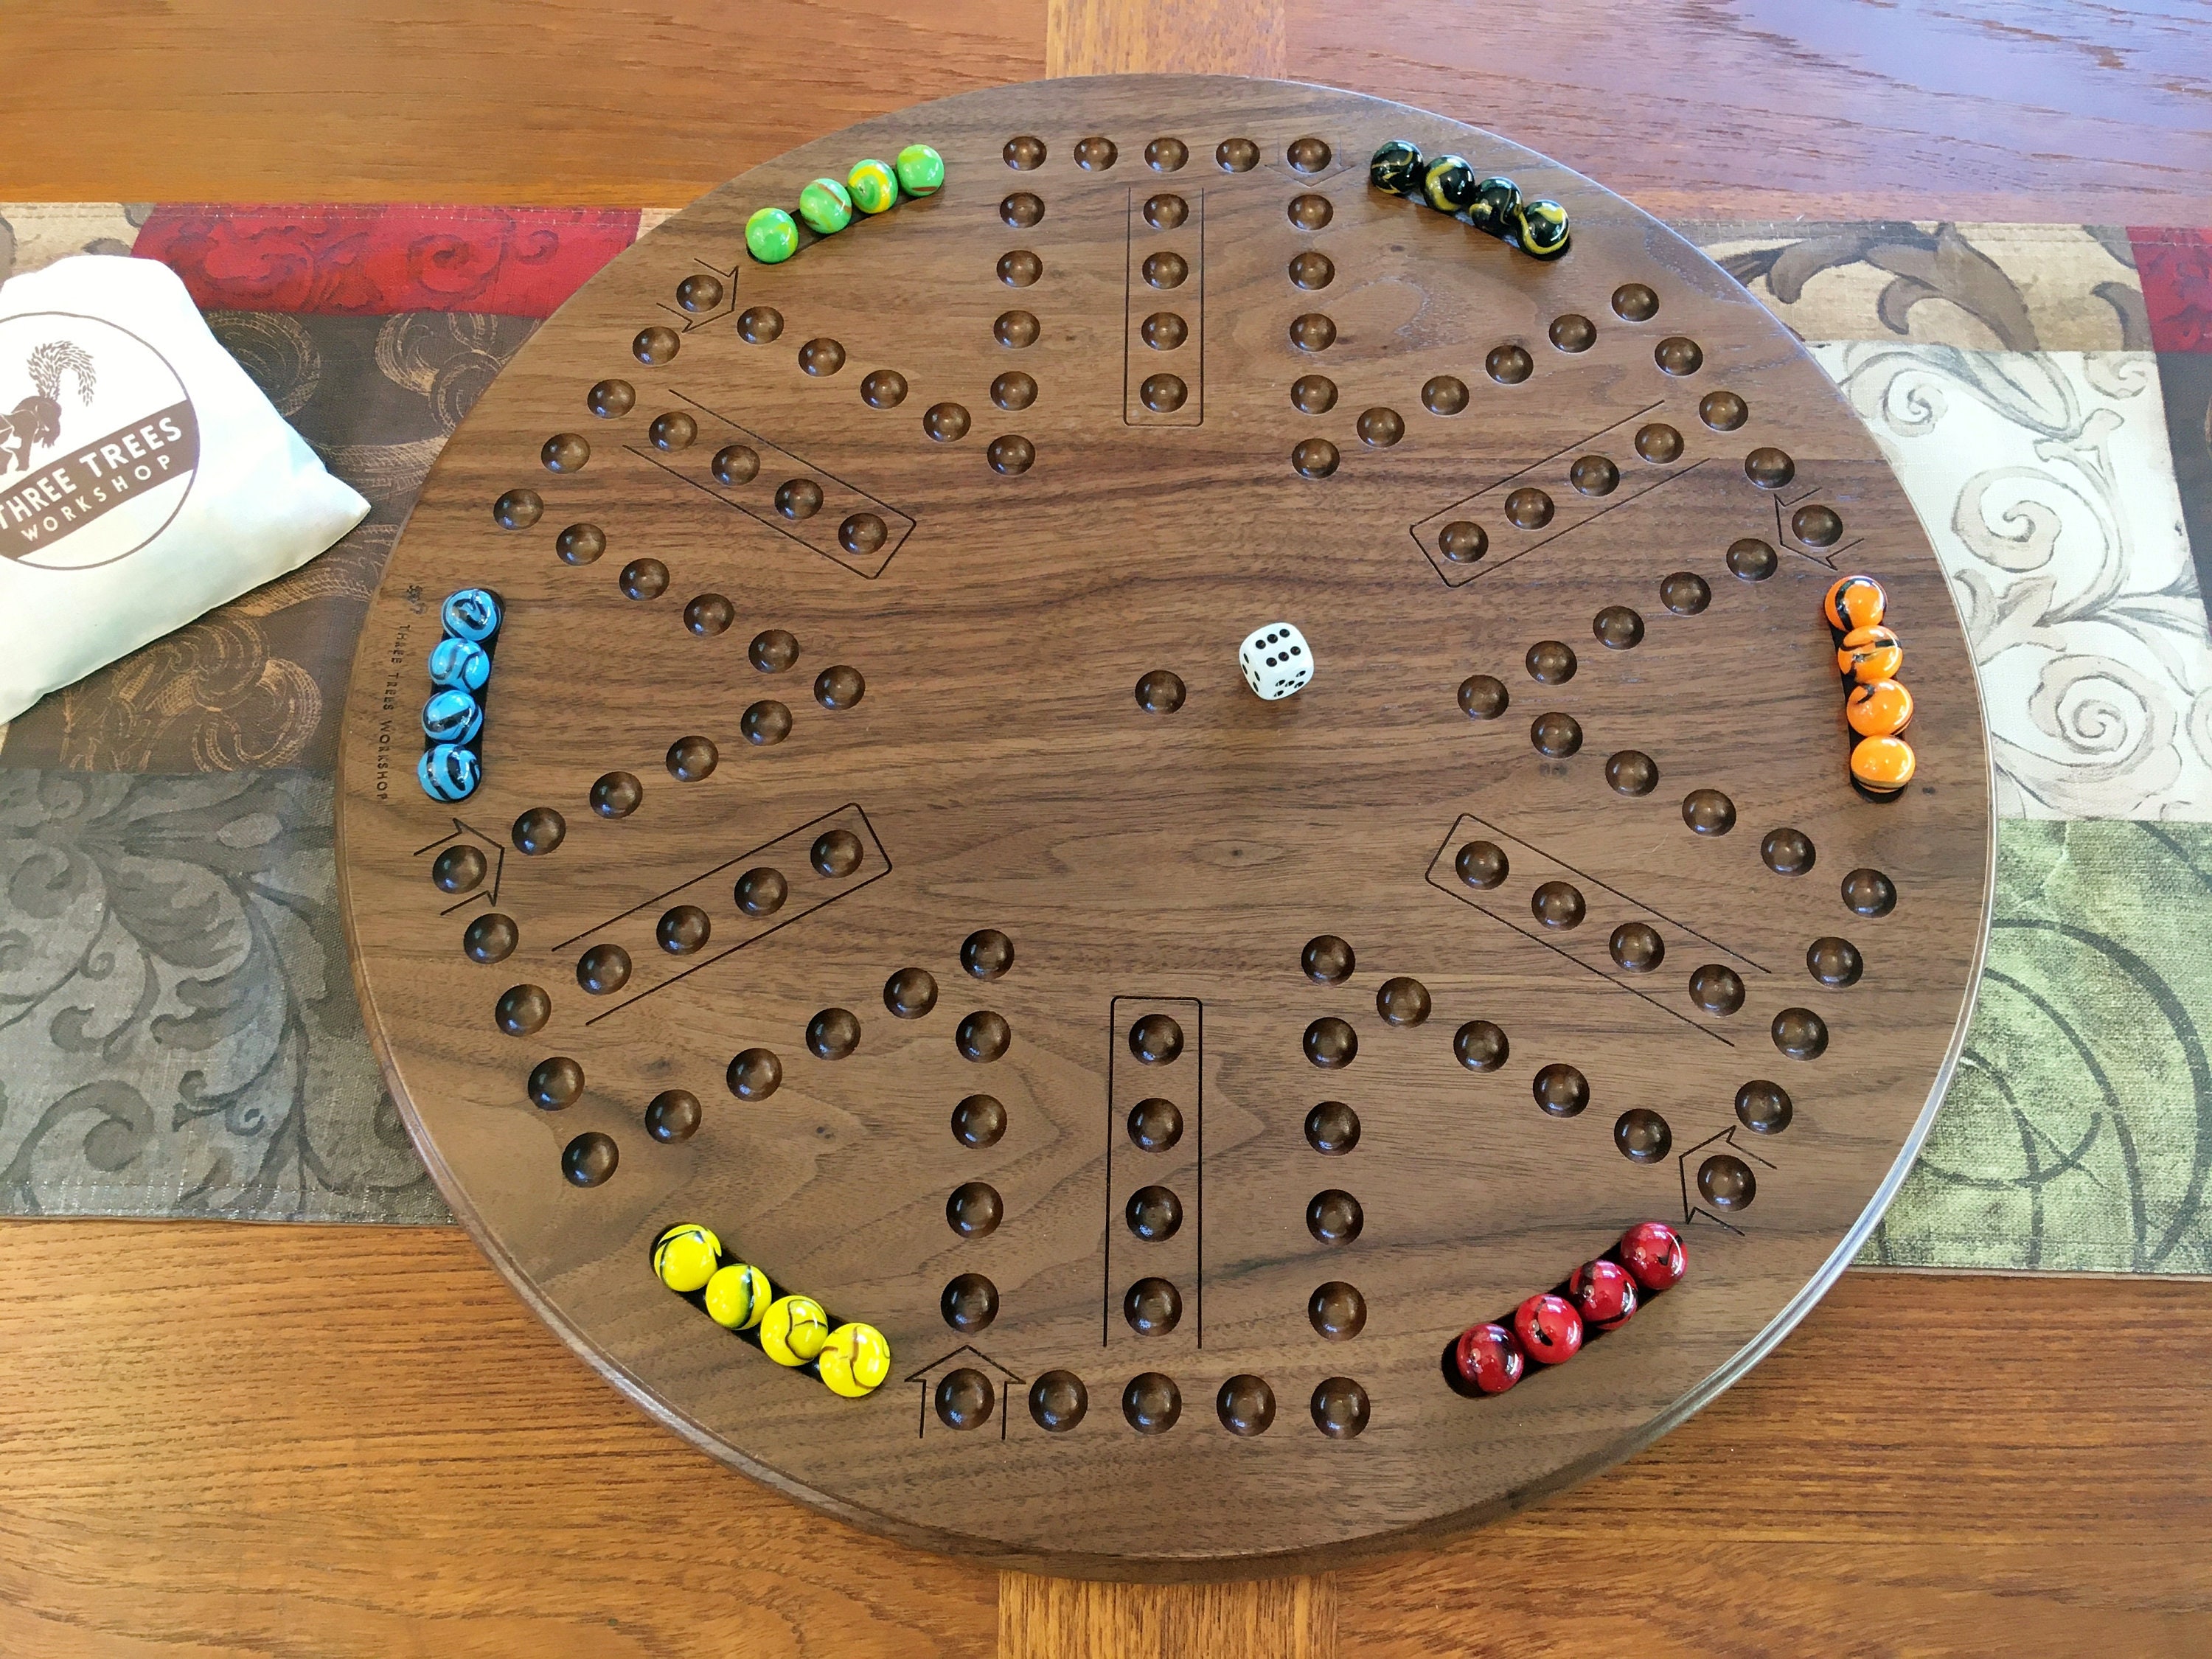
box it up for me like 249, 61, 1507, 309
131, 204, 641, 317
2132, 227, 2212, 353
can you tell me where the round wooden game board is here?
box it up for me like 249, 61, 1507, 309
337, 74, 1993, 1578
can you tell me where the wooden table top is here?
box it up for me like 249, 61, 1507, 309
6, 0, 2208, 221
4, 0, 2210, 1650
5, 1223, 2212, 1655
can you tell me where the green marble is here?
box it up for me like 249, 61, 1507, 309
848, 159, 899, 215
745, 206, 799, 264
1421, 153, 1478, 215
1368, 139, 1424, 197
894, 143, 945, 196
1512, 197, 1571, 259
798, 176, 854, 235
1463, 175, 1521, 237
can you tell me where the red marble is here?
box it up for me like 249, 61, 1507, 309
1618, 1220, 1686, 1292
1566, 1257, 1639, 1331
1450, 1321, 1526, 1395
1512, 1293, 1584, 1366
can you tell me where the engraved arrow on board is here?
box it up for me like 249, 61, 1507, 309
410, 816, 506, 912
905, 1344, 1026, 1443
903, 1343, 1024, 1384
1771, 490, 1863, 570
1676, 1124, 1777, 1234
656, 259, 745, 332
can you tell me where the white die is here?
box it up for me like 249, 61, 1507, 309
1239, 622, 1313, 700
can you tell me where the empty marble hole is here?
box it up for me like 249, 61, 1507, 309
1304, 1017, 1357, 1068
941, 1274, 998, 1333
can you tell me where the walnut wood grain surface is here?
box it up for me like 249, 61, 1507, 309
4, 1223, 2211, 1658
3, 0, 2205, 220
335, 74, 1991, 1574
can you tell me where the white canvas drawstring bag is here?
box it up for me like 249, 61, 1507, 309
0, 254, 368, 723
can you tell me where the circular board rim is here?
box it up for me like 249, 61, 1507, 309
336, 72, 1997, 1579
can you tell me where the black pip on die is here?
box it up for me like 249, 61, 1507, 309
1239, 622, 1313, 700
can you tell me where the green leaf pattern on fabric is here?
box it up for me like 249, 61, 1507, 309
1865, 821, 2212, 1271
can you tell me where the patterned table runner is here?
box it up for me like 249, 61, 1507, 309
1, 204, 2207, 1273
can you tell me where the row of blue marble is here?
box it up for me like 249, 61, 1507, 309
418, 588, 504, 801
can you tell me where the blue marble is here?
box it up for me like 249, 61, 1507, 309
428, 637, 491, 692
422, 688, 484, 745
419, 744, 481, 801
441, 588, 502, 642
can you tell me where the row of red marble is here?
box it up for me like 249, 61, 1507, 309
1449, 1221, 1686, 1394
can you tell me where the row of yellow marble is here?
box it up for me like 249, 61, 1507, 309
652, 1222, 891, 1398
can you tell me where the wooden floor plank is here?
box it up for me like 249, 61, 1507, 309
1335, 1269, 2212, 1655
1, 1224, 2208, 1655
0, 1223, 997, 1659
998, 1573, 1333, 1658
0, 0, 1045, 204
1286, 0, 2212, 223
4, 0, 2202, 220
1046, 0, 1285, 78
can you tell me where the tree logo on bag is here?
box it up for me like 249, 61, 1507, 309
0, 341, 97, 467
0, 312, 201, 570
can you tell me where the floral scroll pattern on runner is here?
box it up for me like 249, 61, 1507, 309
131, 204, 641, 316
1811, 344, 2212, 821
0, 769, 443, 1220
2160, 352, 2212, 632
1686, 221, 2148, 352
0, 202, 147, 289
